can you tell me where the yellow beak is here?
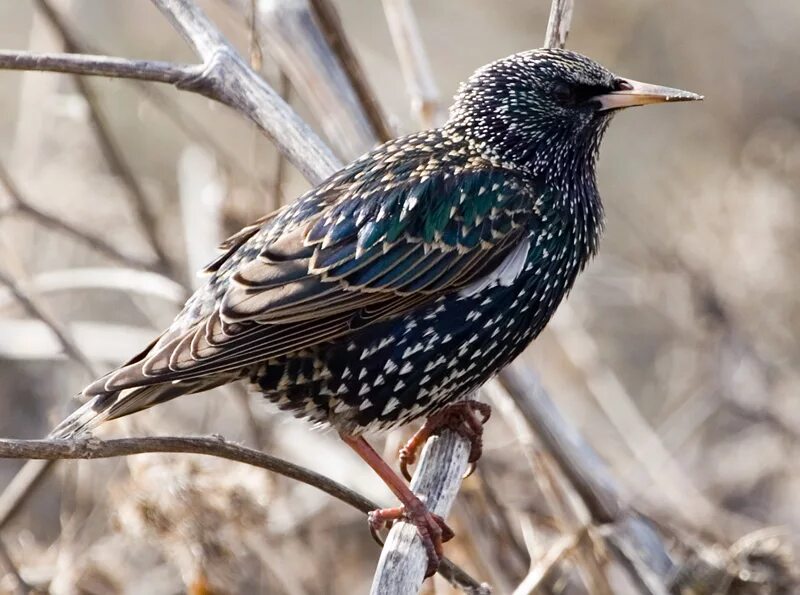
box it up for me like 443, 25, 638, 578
596, 78, 703, 111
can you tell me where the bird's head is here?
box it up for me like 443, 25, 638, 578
446, 48, 702, 182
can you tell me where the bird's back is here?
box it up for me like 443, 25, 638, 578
54, 126, 600, 437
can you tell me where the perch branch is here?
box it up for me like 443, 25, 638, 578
0, 435, 483, 593
370, 429, 490, 595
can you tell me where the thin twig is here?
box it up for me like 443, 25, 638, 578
0, 271, 97, 378
543, 0, 574, 50
36, 0, 181, 276
381, 0, 444, 128
0, 161, 156, 272
0, 435, 483, 592
308, 0, 393, 142
0, 49, 198, 84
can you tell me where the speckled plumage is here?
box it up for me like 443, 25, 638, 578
52, 49, 655, 439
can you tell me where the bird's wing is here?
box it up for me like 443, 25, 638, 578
86, 163, 536, 394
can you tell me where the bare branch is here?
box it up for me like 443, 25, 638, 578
381, 0, 444, 128
308, 0, 393, 142
0, 271, 98, 378
0, 0, 342, 184
0, 49, 199, 84
370, 429, 490, 595
151, 0, 342, 183
497, 364, 675, 595
0, 435, 484, 593
0, 161, 157, 272
543, 0, 574, 50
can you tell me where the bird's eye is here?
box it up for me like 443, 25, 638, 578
552, 82, 576, 106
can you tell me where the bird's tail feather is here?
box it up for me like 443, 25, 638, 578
49, 385, 163, 439
49, 375, 237, 439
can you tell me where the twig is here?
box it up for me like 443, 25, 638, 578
381, 0, 444, 128
0, 435, 483, 592
250, 0, 378, 158
370, 430, 490, 595
0, 49, 198, 83
0, 1, 341, 183
0, 538, 30, 595
0, 271, 97, 378
497, 365, 675, 595
308, 0, 393, 142
512, 532, 580, 595
0, 160, 157, 272
543, 0, 574, 50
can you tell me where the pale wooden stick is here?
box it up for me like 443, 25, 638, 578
370, 430, 491, 595
381, 0, 445, 128
543, 0, 574, 50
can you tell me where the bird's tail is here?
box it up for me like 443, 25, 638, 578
49, 384, 189, 439
49, 374, 236, 439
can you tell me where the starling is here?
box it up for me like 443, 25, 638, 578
52, 49, 701, 575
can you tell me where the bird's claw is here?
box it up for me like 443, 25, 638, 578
399, 400, 492, 482
366, 501, 454, 577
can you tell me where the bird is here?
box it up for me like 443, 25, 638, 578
51, 48, 701, 576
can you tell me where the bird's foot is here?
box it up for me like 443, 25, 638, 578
399, 399, 492, 481
368, 497, 455, 577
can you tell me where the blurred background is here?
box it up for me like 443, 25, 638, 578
0, 0, 798, 593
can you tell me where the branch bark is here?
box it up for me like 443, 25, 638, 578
370, 430, 490, 595
0, 49, 198, 83
381, 0, 444, 128
0, 0, 342, 184
543, 0, 574, 50
498, 364, 675, 595
0, 435, 483, 592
